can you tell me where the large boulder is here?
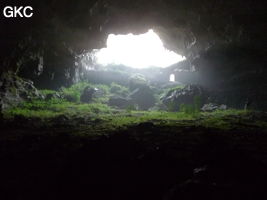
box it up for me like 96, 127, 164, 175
108, 96, 134, 109
128, 74, 148, 90
0, 72, 43, 111
128, 85, 156, 110
162, 84, 206, 111
80, 86, 98, 103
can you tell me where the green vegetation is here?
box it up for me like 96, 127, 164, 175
59, 81, 128, 103
3, 81, 129, 119
180, 96, 202, 116
166, 95, 201, 114
110, 82, 129, 97
3, 81, 267, 133
4, 98, 264, 132
4, 99, 112, 119
103, 111, 195, 130
129, 74, 147, 90
97, 109, 265, 131
167, 84, 185, 93
40, 89, 58, 96
61, 82, 91, 102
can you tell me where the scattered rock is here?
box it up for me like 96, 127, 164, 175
201, 103, 227, 112
45, 92, 62, 100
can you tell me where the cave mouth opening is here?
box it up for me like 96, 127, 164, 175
92, 29, 185, 69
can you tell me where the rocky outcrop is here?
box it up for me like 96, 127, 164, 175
108, 85, 156, 110
162, 84, 206, 111
0, 72, 43, 111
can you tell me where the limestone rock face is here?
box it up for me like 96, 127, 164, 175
0, 72, 43, 111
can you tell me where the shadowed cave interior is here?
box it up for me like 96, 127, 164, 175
0, 0, 267, 199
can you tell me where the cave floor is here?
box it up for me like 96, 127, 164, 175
0, 111, 267, 200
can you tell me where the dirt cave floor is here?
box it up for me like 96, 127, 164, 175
0, 112, 267, 200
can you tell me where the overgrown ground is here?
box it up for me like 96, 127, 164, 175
1, 82, 267, 200
3, 98, 267, 134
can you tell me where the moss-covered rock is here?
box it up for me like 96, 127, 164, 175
129, 85, 156, 110
0, 72, 43, 111
162, 84, 206, 111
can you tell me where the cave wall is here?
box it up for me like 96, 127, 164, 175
193, 43, 267, 110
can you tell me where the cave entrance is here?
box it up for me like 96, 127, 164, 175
93, 29, 185, 69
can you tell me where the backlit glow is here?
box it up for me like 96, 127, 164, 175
94, 29, 185, 68
170, 74, 175, 82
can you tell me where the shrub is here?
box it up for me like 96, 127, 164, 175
61, 82, 113, 103
95, 84, 109, 94
193, 95, 202, 113
129, 74, 147, 90
110, 82, 129, 97
167, 101, 177, 111
61, 82, 91, 102
179, 95, 202, 115
126, 104, 138, 113
180, 103, 195, 114
40, 89, 57, 96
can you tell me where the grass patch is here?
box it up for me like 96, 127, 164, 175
61, 82, 91, 102
60, 81, 128, 104
103, 109, 256, 131
3, 99, 112, 119
168, 84, 186, 92
3, 96, 266, 133
40, 89, 58, 96
101, 111, 197, 130
199, 109, 251, 130
110, 82, 129, 97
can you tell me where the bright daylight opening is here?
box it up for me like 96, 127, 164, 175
94, 29, 185, 69
170, 74, 175, 82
